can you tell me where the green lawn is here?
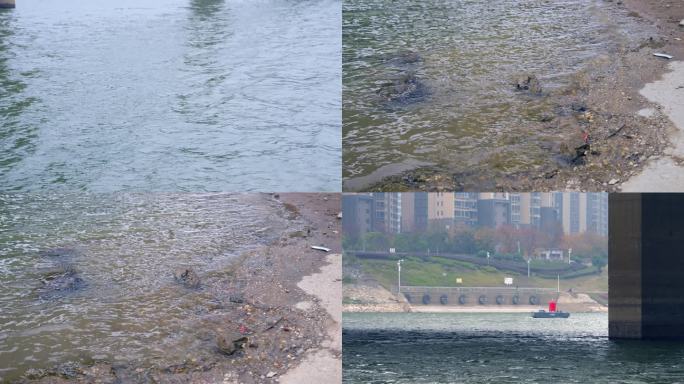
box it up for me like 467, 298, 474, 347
357, 257, 607, 293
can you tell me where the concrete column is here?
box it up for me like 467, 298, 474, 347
608, 193, 642, 338
0, 0, 15, 8
609, 193, 684, 339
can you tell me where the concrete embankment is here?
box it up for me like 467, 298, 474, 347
280, 253, 342, 384
623, 61, 684, 191
344, 283, 606, 313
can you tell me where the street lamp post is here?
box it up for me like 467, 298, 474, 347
568, 248, 572, 264
397, 259, 404, 294
527, 258, 531, 278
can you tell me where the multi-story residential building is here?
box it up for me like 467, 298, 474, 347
454, 192, 479, 227
370, 192, 402, 234
341, 194, 373, 238
560, 192, 587, 235
477, 193, 511, 228
587, 192, 609, 236
427, 192, 454, 230
343, 192, 608, 237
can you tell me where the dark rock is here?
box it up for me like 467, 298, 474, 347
514, 74, 542, 95
55, 361, 84, 379
38, 266, 86, 299
229, 294, 245, 304
377, 72, 428, 104
571, 102, 588, 113
559, 130, 591, 165
559, 142, 590, 165
174, 267, 201, 289
544, 169, 559, 179
216, 332, 248, 355
44, 274, 85, 292
386, 50, 422, 66
539, 113, 555, 122
572, 143, 590, 163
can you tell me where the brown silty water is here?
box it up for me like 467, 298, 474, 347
342, 0, 655, 189
0, 193, 295, 381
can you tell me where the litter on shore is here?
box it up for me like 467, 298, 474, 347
653, 53, 673, 60
311, 245, 331, 252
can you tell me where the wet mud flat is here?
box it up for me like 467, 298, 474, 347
9, 193, 341, 384
350, 0, 684, 192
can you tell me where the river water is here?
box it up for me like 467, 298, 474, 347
342, 0, 646, 188
0, 193, 291, 381
0, 0, 341, 192
344, 312, 684, 383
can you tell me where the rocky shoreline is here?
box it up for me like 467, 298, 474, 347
347, 0, 684, 192
17, 193, 341, 384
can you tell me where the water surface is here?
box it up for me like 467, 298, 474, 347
344, 312, 684, 383
0, 193, 291, 381
0, 0, 341, 192
342, 0, 645, 187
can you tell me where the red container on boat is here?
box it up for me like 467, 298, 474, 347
548, 301, 557, 312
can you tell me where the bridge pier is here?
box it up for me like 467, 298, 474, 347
609, 193, 684, 339
0, 0, 15, 8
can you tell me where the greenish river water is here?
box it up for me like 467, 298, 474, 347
0, 0, 341, 192
0, 193, 291, 381
342, 0, 647, 189
344, 312, 684, 383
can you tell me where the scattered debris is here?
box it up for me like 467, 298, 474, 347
608, 178, 620, 185
514, 74, 542, 95
653, 53, 673, 59
544, 169, 559, 179
216, 332, 248, 356
607, 124, 627, 138
173, 267, 201, 289
572, 143, 590, 163
229, 294, 245, 304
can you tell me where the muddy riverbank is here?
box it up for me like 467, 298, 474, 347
7, 193, 341, 384
346, 0, 684, 192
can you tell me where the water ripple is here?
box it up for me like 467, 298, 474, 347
0, 0, 341, 192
